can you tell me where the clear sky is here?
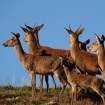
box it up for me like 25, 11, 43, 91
1, 0, 105, 87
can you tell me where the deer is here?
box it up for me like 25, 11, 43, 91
22, 24, 90, 67
59, 55, 105, 105
23, 24, 90, 56
65, 25, 102, 76
87, 34, 105, 78
2, 32, 70, 98
21, 24, 90, 92
21, 24, 90, 93
20, 25, 56, 93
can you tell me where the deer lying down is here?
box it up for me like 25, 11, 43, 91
59, 55, 105, 105
87, 34, 105, 78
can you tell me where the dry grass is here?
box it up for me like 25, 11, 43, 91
0, 85, 103, 105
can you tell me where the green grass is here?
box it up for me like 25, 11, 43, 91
0, 86, 103, 105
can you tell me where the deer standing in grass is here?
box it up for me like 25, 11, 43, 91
87, 34, 105, 78
59, 55, 105, 105
21, 24, 56, 93
22, 23, 91, 94
21, 24, 90, 92
65, 25, 102, 76
2, 33, 70, 98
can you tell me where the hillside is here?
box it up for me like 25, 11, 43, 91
0, 85, 103, 105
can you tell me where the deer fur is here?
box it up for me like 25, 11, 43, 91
21, 25, 56, 93
23, 24, 90, 56
87, 34, 105, 78
21, 24, 90, 91
59, 55, 105, 105
3, 33, 70, 98
65, 25, 101, 75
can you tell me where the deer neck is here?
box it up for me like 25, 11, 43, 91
14, 40, 26, 63
28, 35, 38, 55
63, 65, 70, 77
34, 32, 41, 48
97, 47, 105, 70
63, 65, 78, 81
70, 38, 80, 62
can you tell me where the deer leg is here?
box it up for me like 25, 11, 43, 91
39, 75, 43, 93
70, 87, 75, 105
70, 87, 72, 100
51, 74, 56, 90
30, 71, 36, 98
74, 85, 77, 103
54, 70, 67, 95
99, 94, 105, 105
101, 96, 105, 105
94, 89, 105, 105
45, 75, 49, 93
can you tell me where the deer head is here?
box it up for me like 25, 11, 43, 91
20, 26, 33, 42
3, 32, 20, 47
87, 34, 105, 52
65, 25, 84, 41
21, 24, 44, 43
79, 39, 90, 51
59, 54, 75, 70
65, 25, 85, 61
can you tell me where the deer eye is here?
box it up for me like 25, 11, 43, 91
10, 38, 13, 41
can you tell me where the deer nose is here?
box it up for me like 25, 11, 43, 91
2, 43, 5, 46
2, 43, 7, 47
23, 38, 27, 42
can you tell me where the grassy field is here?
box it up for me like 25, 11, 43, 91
0, 85, 103, 105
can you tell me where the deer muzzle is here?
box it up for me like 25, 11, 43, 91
2, 43, 8, 47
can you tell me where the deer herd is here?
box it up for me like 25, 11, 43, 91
2, 24, 105, 105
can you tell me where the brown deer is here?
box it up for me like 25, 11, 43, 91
23, 24, 90, 55
20, 25, 56, 93
87, 34, 105, 78
22, 24, 91, 93
2, 32, 70, 98
65, 25, 101, 75
21, 24, 90, 92
59, 55, 105, 105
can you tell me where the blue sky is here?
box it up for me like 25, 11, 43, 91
1, 0, 105, 87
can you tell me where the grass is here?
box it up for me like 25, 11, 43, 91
0, 85, 103, 105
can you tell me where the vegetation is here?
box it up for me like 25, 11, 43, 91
0, 85, 103, 105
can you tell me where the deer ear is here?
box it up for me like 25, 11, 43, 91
76, 28, 85, 35
24, 24, 33, 30
65, 24, 74, 34
20, 26, 28, 32
34, 24, 44, 32
11, 32, 20, 38
95, 34, 100, 43
75, 25, 84, 35
85, 39, 90, 45
39, 24, 44, 30
16, 33, 20, 38
101, 34, 105, 41
65, 28, 73, 34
